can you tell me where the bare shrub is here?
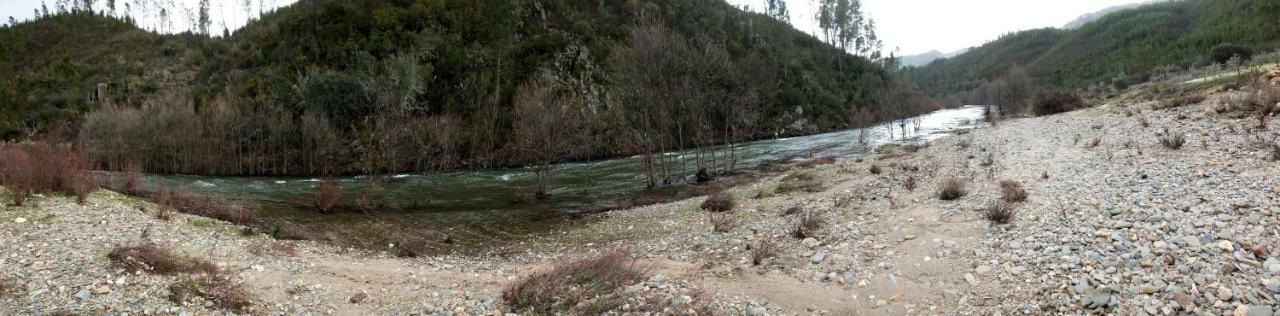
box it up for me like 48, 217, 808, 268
315, 179, 341, 214
999, 180, 1027, 203
1135, 113, 1149, 127
269, 222, 312, 241
984, 202, 1016, 225
937, 178, 967, 201
0, 146, 33, 206
709, 213, 735, 233
107, 243, 219, 275
1156, 93, 1206, 109
700, 192, 736, 212
121, 163, 143, 196
751, 240, 778, 266
790, 211, 825, 239
504, 251, 646, 314
391, 237, 431, 258
152, 186, 258, 225
1032, 90, 1085, 116
868, 164, 882, 174
167, 273, 254, 312
776, 172, 824, 194
904, 176, 917, 191
1085, 137, 1102, 149
1271, 143, 1280, 161
1160, 131, 1186, 150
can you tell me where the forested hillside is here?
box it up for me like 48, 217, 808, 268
1, 0, 911, 177
910, 0, 1280, 97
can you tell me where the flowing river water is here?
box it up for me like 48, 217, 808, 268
118, 106, 987, 254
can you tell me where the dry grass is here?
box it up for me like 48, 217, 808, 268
1084, 137, 1102, 149
868, 164, 882, 174
751, 240, 778, 266
1155, 93, 1207, 110
1271, 143, 1280, 161
775, 172, 824, 194
937, 178, 967, 201
790, 211, 825, 239
390, 237, 431, 258
0, 278, 18, 297
1135, 113, 1149, 128
999, 180, 1027, 203
984, 202, 1016, 225
700, 192, 736, 213
269, 222, 312, 241
1160, 131, 1186, 150
168, 273, 254, 312
153, 186, 259, 225
504, 251, 646, 315
107, 243, 219, 275
709, 212, 735, 233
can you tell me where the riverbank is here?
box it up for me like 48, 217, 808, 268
3, 84, 1280, 314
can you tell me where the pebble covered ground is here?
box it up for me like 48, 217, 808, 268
2, 85, 1279, 315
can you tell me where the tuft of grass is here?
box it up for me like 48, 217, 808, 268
1155, 93, 1206, 109
1271, 143, 1280, 161
937, 178, 968, 201
790, 211, 824, 239
0, 277, 18, 297
751, 240, 778, 266
269, 222, 312, 241
1084, 137, 1102, 149
700, 192, 736, 213
504, 251, 646, 315
868, 164, 882, 174
999, 180, 1027, 203
391, 237, 431, 258
984, 202, 1016, 225
1135, 113, 1149, 128
107, 243, 220, 275
775, 172, 824, 194
168, 273, 254, 312
1160, 131, 1186, 150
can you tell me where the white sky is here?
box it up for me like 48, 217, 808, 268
727, 0, 1149, 56
2, 0, 1147, 55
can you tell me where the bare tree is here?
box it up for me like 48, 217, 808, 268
508, 73, 590, 199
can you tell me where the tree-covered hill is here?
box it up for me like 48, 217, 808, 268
1, 0, 907, 176
910, 0, 1280, 97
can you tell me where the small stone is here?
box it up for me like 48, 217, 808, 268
92, 285, 110, 295
963, 273, 978, 286
1217, 286, 1233, 301
649, 274, 666, 282
1219, 240, 1236, 252
74, 288, 91, 300
974, 265, 993, 275
801, 238, 819, 248
1244, 305, 1272, 316
1265, 279, 1280, 293
810, 252, 826, 264
349, 292, 368, 303
13, 217, 26, 224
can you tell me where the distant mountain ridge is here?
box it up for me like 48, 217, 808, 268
1063, 2, 1149, 29
898, 49, 966, 67
909, 0, 1280, 97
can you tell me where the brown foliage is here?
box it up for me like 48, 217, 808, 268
1160, 131, 1186, 149
776, 172, 824, 194
315, 179, 341, 214
999, 180, 1028, 203
121, 163, 142, 196
504, 251, 646, 314
1032, 90, 1085, 116
984, 202, 1016, 225
152, 186, 259, 225
795, 156, 836, 168
709, 212, 735, 233
937, 178, 968, 201
168, 274, 254, 312
700, 192, 736, 213
107, 243, 220, 275
790, 211, 824, 239
751, 240, 779, 266
0, 144, 96, 205
1156, 93, 1206, 109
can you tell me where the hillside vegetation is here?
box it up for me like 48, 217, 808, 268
910, 0, 1280, 97
1, 0, 909, 177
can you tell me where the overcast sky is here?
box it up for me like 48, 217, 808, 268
3, 0, 1147, 56
728, 0, 1149, 56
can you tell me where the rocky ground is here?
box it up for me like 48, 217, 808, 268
3, 83, 1280, 315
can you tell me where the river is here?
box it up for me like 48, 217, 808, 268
117, 106, 987, 254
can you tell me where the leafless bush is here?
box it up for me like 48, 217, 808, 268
999, 180, 1027, 203
121, 163, 142, 196
868, 164, 882, 174
790, 211, 825, 239
168, 273, 254, 312
709, 213, 735, 233
1160, 131, 1186, 150
1155, 93, 1206, 109
504, 251, 645, 314
937, 178, 967, 201
795, 156, 836, 168
107, 243, 219, 276
700, 192, 736, 213
751, 240, 778, 266
984, 202, 1016, 225
904, 176, 917, 191
1085, 137, 1102, 149
1135, 113, 1149, 127
315, 179, 341, 214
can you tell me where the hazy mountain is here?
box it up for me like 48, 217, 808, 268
1063, 2, 1148, 29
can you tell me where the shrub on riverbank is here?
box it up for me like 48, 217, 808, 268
315, 179, 341, 214
504, 251, 646, 314
1032, 90, 1085, 116
151, 186, 259, 225
776, 172, 824, 194
700, 192, 736, 213
0, 143, 96, 206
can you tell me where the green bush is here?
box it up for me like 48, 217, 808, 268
301, 72, 369, 127
1210, 43, 1253, 65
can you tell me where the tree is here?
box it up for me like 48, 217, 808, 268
302, 71, 369, 128
764, 0, 789, 23
197, 0, 210, 35
508, 73, 590, 199
107, 0, 115, 16
41, 2, 49, 17
817, 0, 882, 60
1210, 43, 1252, 65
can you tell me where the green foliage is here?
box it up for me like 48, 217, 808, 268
1209, 43, 1252, 65
301, 72, 368, 127
911, 0, 1280, 96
